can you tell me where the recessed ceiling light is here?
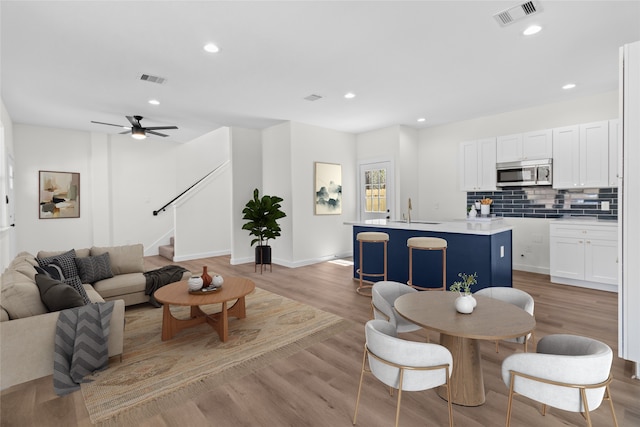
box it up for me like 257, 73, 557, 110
148, 99, 160, 105
417, 117, 426, 122
562, 83, 577, 90
203, 43, 220, 53
523, 25, 542, 36
344, 92, 356, 99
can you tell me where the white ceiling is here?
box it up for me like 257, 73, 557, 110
2, 1, 640, 143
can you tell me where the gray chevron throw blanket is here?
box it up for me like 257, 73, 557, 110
53, 301, 114, 396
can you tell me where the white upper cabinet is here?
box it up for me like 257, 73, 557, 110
522, 129, 553, 160
552, 121, 610, 189
496, 130, 552, 163
552, 125, 580, 188
496, 134, 522, 163
609, 119, 620, 187
580, 121, 610, 188
459, 138, 496, 191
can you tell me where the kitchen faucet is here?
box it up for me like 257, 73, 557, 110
408, 198, 412, 223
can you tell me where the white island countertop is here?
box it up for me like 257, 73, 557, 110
345, 218, 513, 236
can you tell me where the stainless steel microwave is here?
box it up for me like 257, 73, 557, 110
496, 159, 552, 187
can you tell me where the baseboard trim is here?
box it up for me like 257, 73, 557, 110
173, 249, 231, 262
550, 276, 618, 293
513, 264, 549, 275
229, 252, 353, 269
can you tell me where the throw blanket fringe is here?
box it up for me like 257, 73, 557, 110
143, 265, 189, 307
54, 301, 114, 396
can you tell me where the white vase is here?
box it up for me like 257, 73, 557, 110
480, 204, 490, 216
455, 294, 475, 314
212, 274, 224, 287
188, 276, 204, 291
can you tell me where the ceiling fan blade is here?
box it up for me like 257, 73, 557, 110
119, 129, 132, 135
146, 130, 170, 137
126, 116, 140, 127
144, 126, 179, 131
91, 120, 125, 128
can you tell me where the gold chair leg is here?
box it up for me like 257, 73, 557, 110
394, 369, 404, 427
506, 374, 515, 427
352, 346, 368, 425
605, 385, 619, 427
581, 388, 593, 427
446, 368, 453, 427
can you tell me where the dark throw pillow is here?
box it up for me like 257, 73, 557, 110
63, 275, 91, 305
36, 249, 90, 304
34, 264, 65, 281
35, 274, 85, 312
75, 252, 114, 284
37, 249, 80, 279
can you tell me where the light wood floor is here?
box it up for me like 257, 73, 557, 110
2, 256, 639, 426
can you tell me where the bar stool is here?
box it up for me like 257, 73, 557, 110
407, 237, 447, 291
356, 232, 389, 296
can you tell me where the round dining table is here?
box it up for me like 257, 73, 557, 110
395, 290, 536, 407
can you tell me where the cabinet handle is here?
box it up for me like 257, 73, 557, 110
586, 240, 591, 244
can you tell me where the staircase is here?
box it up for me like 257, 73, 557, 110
159, 237, 175, 261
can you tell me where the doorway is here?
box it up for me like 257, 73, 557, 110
358, 160, 394, 222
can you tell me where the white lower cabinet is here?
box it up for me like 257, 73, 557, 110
549, 222, 618, 292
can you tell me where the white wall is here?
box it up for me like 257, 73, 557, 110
418, 90, 619, 273
260, 121, 356, 268
11, 123, 234, 258
399, 126, 419, 220
0, 100, 16, 270
229, 127, 262, 265
290, 122, 356, 266
14, 125, 96, 254
173, 127, 232, 260
262, 122, 294, 264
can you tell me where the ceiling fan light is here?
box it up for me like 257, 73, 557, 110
131, 128, 146, 139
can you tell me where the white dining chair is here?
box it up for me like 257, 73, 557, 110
474, 287, 535, 352
353, 319, 453, 427
371, 281, 422, 334
502, 334, 618, 427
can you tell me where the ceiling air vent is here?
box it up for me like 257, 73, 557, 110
304, 94, 323, 101
493, 1, 542, 26
139, 74, 166, 84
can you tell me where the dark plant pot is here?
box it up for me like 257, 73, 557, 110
255, 245, 272, 265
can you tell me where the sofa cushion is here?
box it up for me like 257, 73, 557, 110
37, 248, 90, 259
91, 244, 144, 275
0, 270, 48, 319
34, 274, 85, 312
92, 273, 146, 299
75, 252, 114, 284
83, 284, 105, 304
10, 252, 39, 268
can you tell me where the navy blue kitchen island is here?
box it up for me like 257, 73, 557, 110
347, 219, 513, 291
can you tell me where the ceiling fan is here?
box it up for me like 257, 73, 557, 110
91, 115, 178, 139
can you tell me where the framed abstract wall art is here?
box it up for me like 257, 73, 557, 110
314, 162, 342, 215
39, 171, 80, 219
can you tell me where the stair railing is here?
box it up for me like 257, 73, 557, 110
153, 161, 229, 216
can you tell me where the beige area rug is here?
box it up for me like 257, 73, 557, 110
81, 287, 353, 426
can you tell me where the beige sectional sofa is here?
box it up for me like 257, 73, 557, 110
0, 244, 177, 390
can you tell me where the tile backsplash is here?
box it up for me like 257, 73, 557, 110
466, 187, 618, 220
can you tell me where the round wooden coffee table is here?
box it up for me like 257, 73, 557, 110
154, 277, 255, 342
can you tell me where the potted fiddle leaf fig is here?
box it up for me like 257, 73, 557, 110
241, 188, 286, 267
